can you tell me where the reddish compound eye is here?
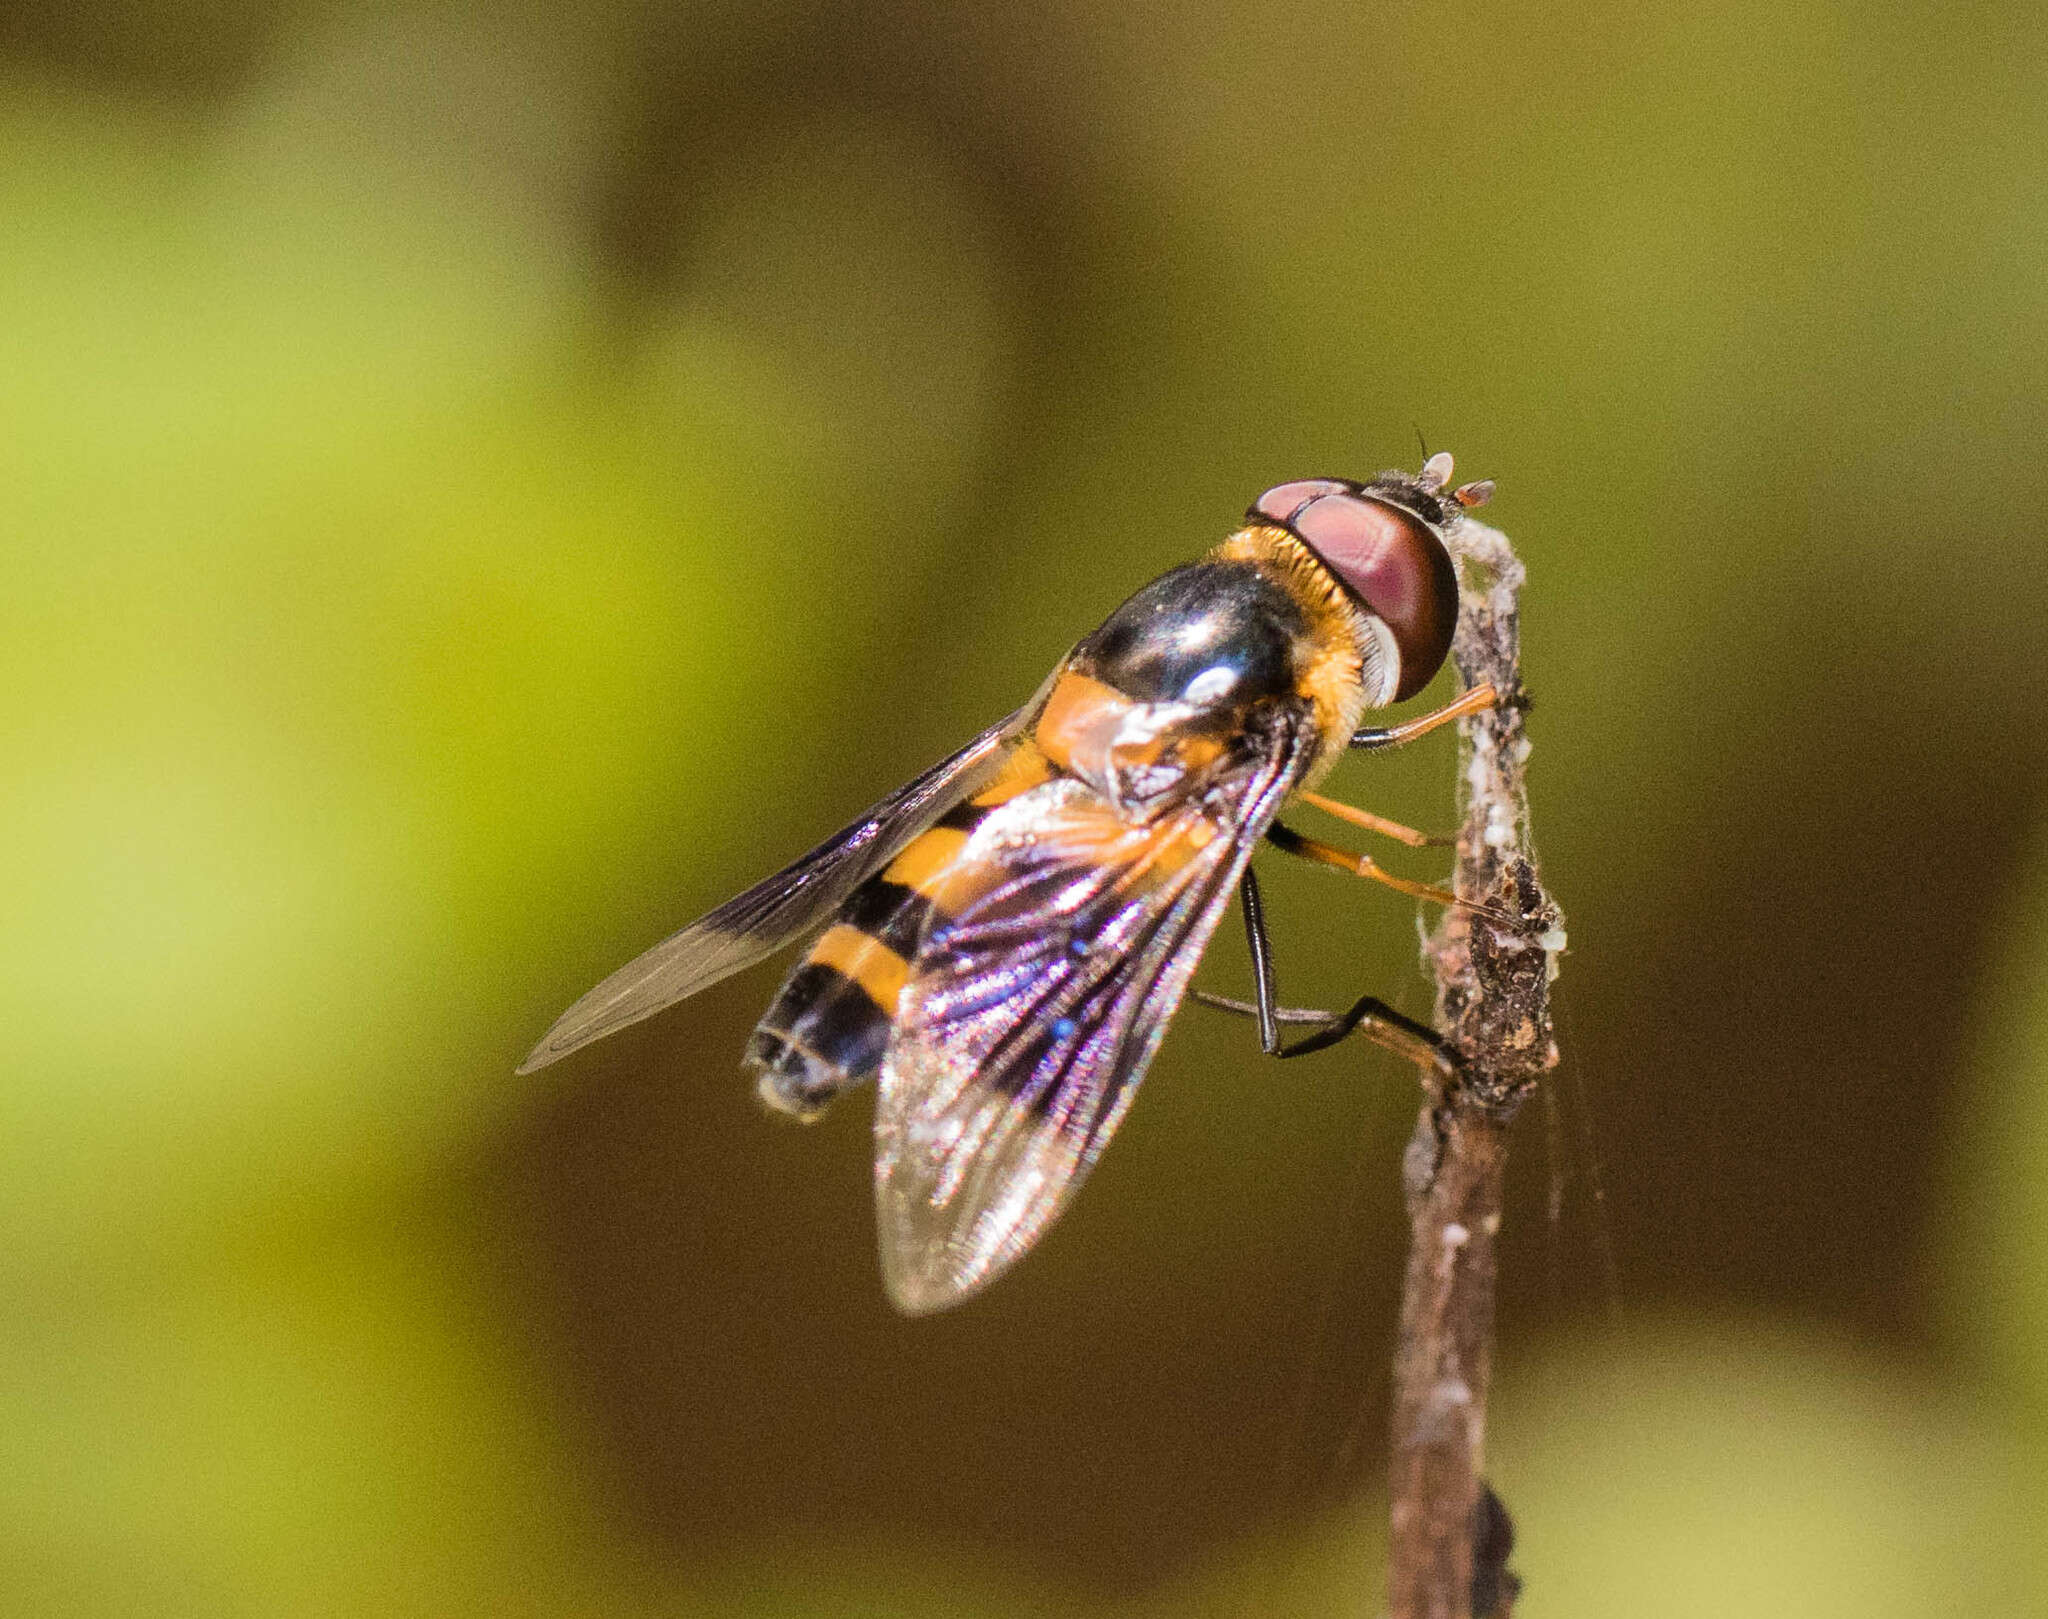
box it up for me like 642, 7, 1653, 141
1289, 492, 1458, 700
1251, 478, 1351, 525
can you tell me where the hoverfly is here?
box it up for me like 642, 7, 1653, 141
520, 453, 1507, 1313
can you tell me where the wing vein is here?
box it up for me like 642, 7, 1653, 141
872, 702, 1317, 1311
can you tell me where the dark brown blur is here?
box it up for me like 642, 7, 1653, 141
6, 2, 2046, 1614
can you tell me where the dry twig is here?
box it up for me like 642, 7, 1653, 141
1388, 516, 1563, 1619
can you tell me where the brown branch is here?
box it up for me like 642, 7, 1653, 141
1388, 516, 1563, 1619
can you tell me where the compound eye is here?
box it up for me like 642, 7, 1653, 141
1291, 493, 1459, 700
1251, 478, 1351, 525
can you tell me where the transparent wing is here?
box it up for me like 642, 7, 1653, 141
518, 704, 1035, 1074
873, 702, 1316, 1313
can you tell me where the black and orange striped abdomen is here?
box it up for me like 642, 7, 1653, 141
747, 741, 1055, 1117
748, 620, 1339, 1120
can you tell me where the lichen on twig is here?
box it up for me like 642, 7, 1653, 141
1387, 515, 1563, 1619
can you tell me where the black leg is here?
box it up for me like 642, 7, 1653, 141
1238, 867, 1280, 1054
1195, 870, 1464, 1075
1265, 821, 1314, 860
1194, 986, 1461, 1073
1271, 991, 1458, 1070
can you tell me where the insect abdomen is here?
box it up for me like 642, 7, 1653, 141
748, 919, 910, 1117
749, 743, 1055, 1117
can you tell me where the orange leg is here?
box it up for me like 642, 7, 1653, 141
1297, 790, 1448, 848
1349, 681, 1497, 751
1266, 822, 1524, 928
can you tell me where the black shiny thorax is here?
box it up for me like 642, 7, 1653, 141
1070, 561, 1308, 709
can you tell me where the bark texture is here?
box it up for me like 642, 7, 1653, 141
1388, 516, 1562, 1619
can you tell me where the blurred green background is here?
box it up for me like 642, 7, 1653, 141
5, 1, 2047, 1613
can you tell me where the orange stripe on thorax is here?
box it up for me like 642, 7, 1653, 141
1035, 669, 1229, 786
1034, 671, 1128, 777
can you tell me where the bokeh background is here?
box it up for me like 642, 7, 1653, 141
5, 1, 2047, 1614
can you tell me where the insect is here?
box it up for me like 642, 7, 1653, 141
519, 452, 1509, 1313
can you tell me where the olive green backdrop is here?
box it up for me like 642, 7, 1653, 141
4, 1, 2046, 1613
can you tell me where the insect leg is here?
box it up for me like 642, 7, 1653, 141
1350, 681, 1497, 751
1192, 988, 1460, 1073
1238, 866, 1281, 1054
1265, 822, 1523, 926
1277, 993, 1459, 1070
1297, 790, 1448, 848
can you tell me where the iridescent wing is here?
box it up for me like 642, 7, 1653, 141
873, 701, 1318, 1312
518, 704, 1035, 1074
